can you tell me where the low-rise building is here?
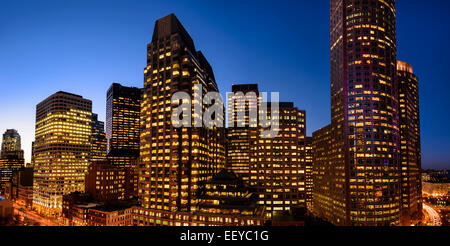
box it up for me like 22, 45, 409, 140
134, 169, 265, 226
0, 196, 13, 225
87, 201, 134, 226
85, 161, 138, 203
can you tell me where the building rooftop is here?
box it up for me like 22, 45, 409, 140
55, 91, 84, 98
151, 13, 195, 53
90, 200, 137, 212
75, 202, 102, 209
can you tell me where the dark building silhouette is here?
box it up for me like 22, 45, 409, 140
4, 167, 33, 208
90, 113, 107, 162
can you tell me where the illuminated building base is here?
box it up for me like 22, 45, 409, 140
133, 207, 264, 226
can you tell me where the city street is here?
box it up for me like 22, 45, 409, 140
423, 204, 442, 226
13, 203, 59, 226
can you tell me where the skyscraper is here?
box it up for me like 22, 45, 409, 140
313, 0, 400, 226
1, 129, 22, 152
33, 91, 92, 216
300, 137, 313, 210
249, 102, 307, 219
0, 129, 25, 191
106, 83, 141, 169
137, 14, 225, 218
227, 84, 260, 182
90, 113, 107, 162
397, 61, 422, 225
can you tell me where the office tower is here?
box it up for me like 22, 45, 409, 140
33, 91, 92, 216
90, 113, 107, 162
227, 84, 260, 182
249, 102, 307, 219
106, 83, 141, 169
312, 124, 335, 221
138, 14, 225, 217
300, 137, 313, 210
313, 0, 399, 226
31, 141, 35, 167
0, 129, 25, 191
85, 160, 137, 203
1, 129, 21, 152
397, 61, 422, 225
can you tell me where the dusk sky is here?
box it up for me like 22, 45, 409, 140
0, 0, 449, 169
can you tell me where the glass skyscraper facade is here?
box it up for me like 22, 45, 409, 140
313, 0, 401, 226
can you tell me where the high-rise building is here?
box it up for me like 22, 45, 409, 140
312, 124, 338, 222
227, 84, 260, 182
1, 129, 21, 152
90, 113, 107, 162
300, 137, 313, 210
313, 0, 400, 226
33, 91, 92, 216
397, 61, 422, 225
31, 141, 35, 167
249, 102, 307, 219
137, 14, 225, 218
106, 83, 141, 169
0, 129, 25, 191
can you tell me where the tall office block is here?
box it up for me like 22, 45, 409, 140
300, 137, 313, 210
90, 113, 107, 162
33, 91, 92, 216
227, 84, 260, 182
397, 61, 422, 225
313, 0, 400, 226
138, 14, 225, 217
106, 83, 141, 169
249, 102, 306, 219
312, 124, 337, 221
0, 129, 25, 191
1, 129, 21, 152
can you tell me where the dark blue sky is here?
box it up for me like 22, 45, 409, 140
0, 0, 449, 169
